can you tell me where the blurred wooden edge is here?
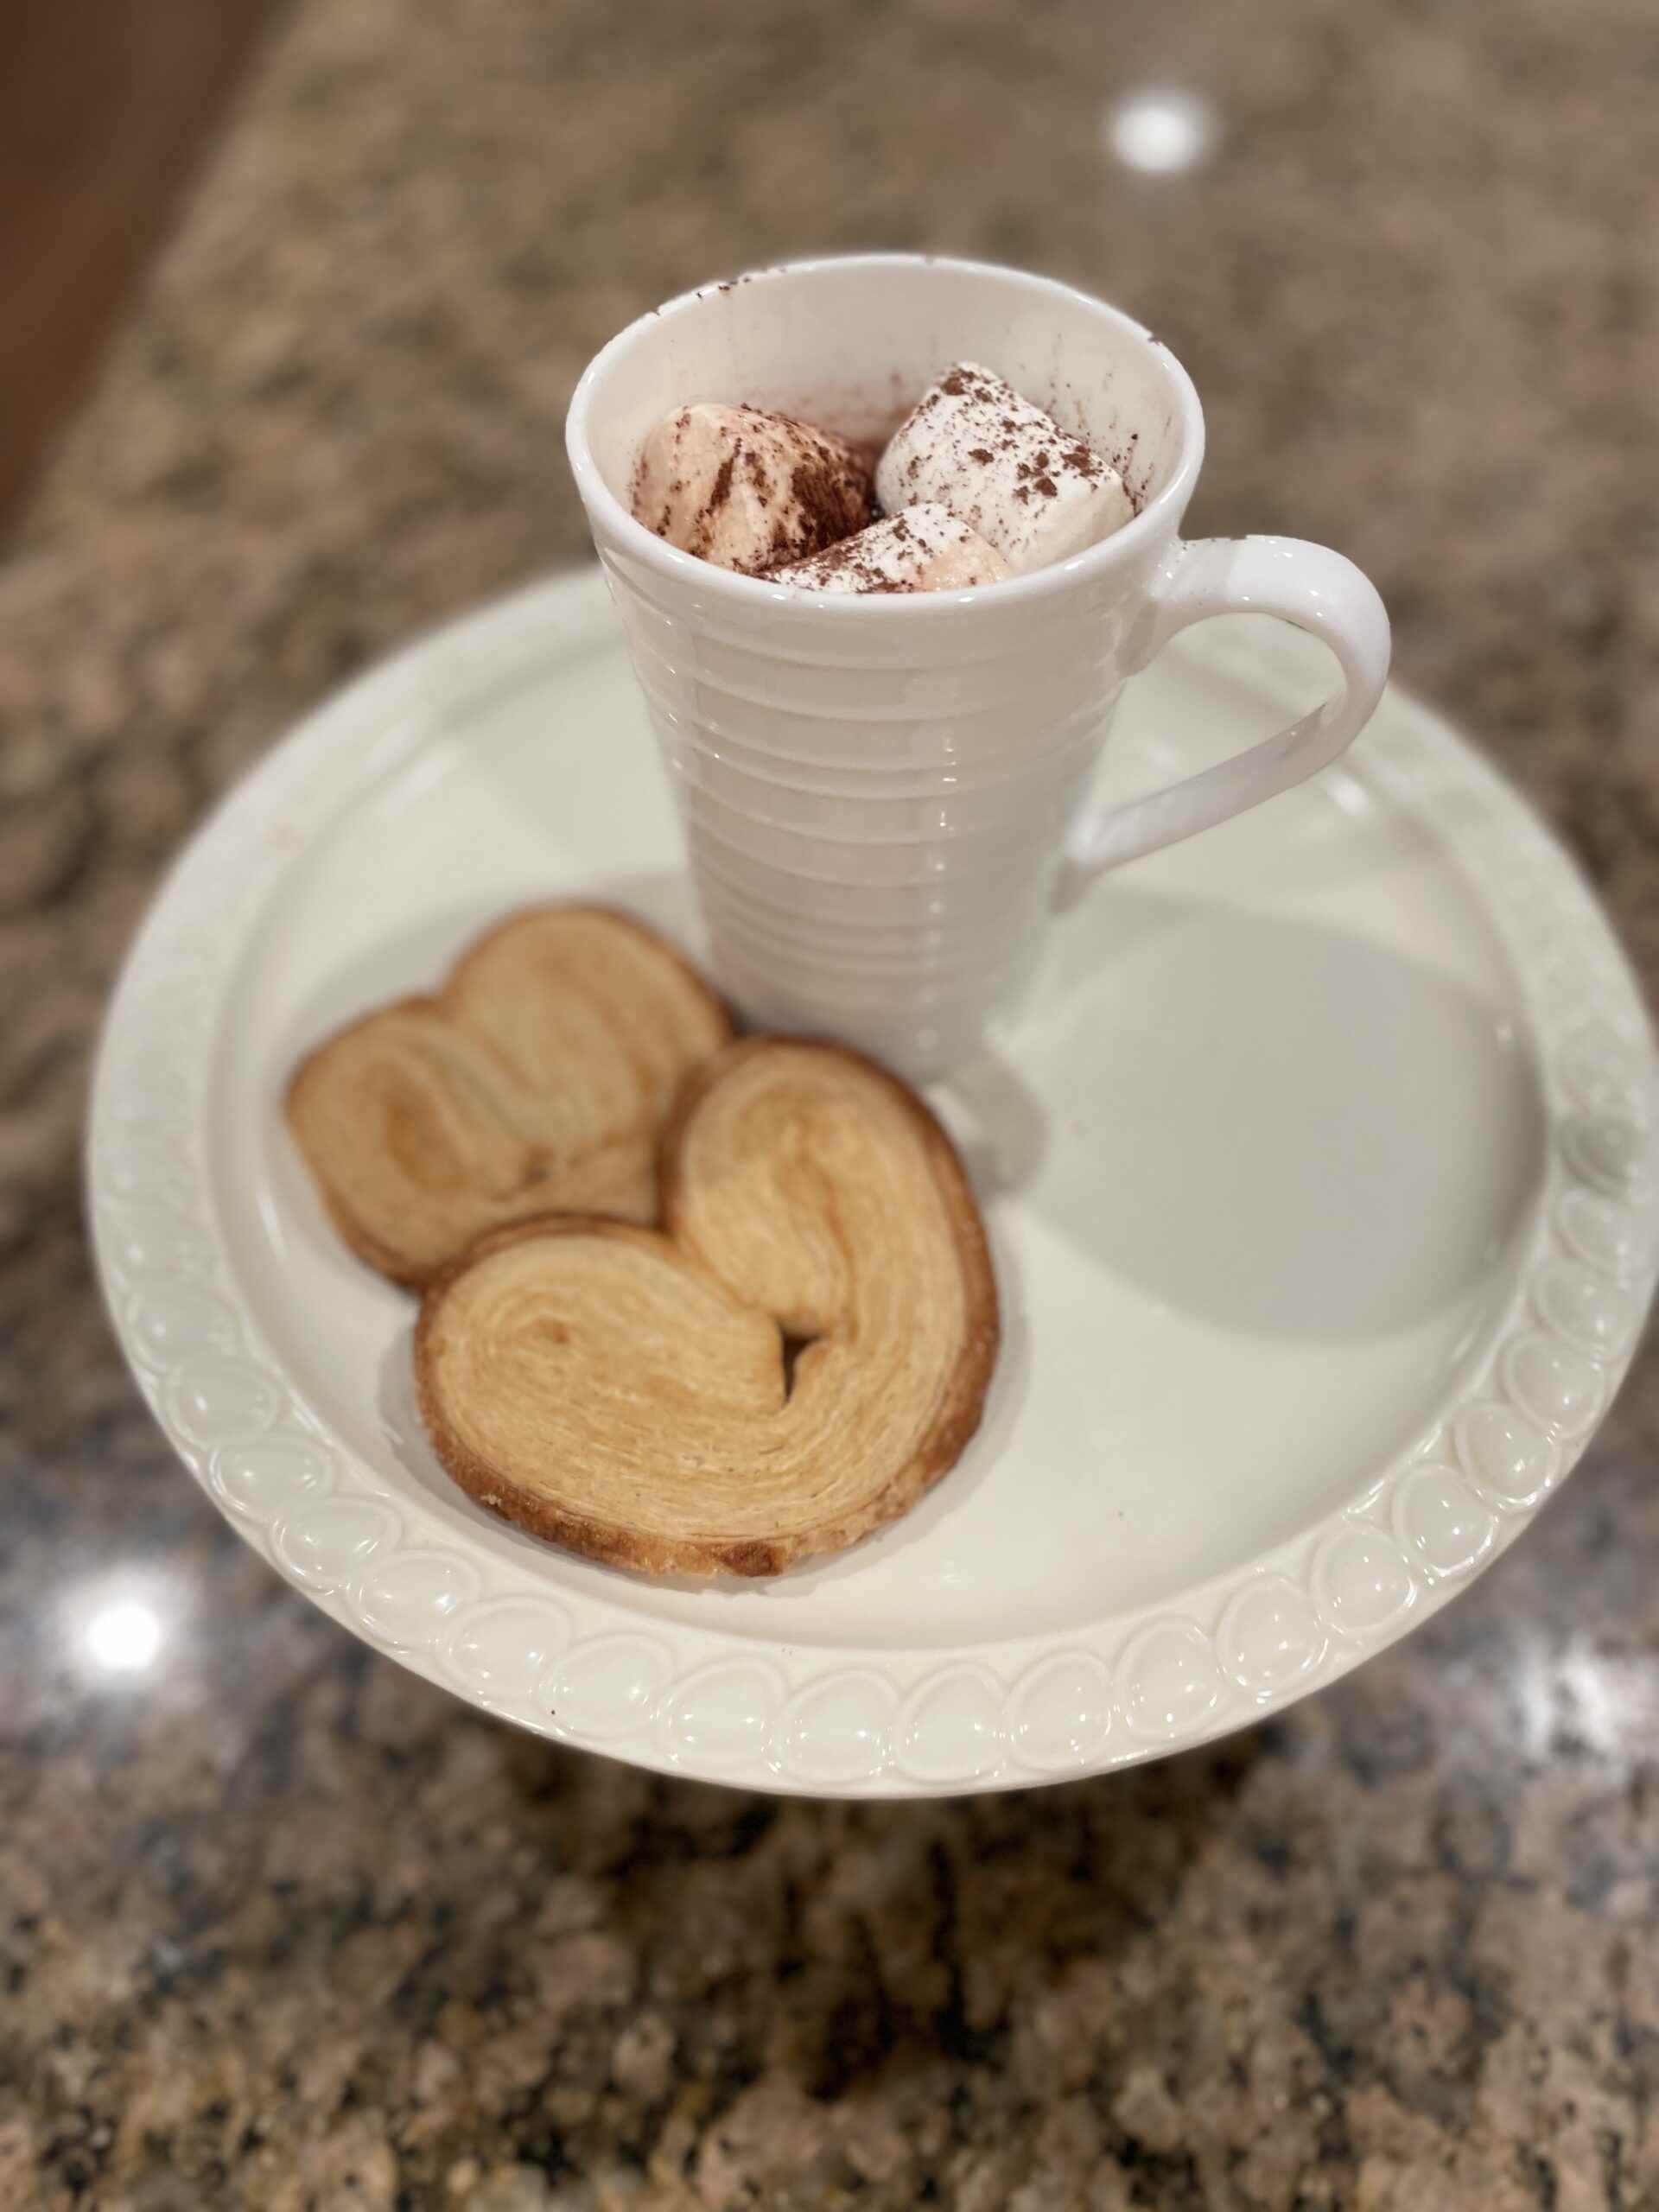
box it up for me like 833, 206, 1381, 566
0, 0, 289, 541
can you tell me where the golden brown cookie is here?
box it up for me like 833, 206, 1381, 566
415, 1039, 999, 1577
286, 906, 732, 1287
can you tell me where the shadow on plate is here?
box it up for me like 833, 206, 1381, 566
957, 887, 1548, 1342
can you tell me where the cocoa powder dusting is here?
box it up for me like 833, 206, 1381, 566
705, 451, 736, 517
788, 531, 868, 575
786, 454, 867, 558
686, 450, 737, 556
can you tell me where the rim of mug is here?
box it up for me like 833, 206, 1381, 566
564, 253, 1206, 619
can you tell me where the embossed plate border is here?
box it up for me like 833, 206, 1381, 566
89, 572, 1659, 1796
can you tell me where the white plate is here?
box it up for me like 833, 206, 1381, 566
89, 571, 1658, 1796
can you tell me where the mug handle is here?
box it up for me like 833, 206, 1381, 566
1055, 535, 1390, 905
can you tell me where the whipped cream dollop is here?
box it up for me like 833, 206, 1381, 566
875, 363, 1133, 575
770, 502, 1010, 594
628, 403, 873, 575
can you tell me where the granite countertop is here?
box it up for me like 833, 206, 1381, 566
4, 0, 1657, 2204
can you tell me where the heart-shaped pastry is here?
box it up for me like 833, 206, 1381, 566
416, 1039, 1000, 1576
286, 906, 732, 1286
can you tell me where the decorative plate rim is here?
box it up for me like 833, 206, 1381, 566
88, 569, 1659, 1796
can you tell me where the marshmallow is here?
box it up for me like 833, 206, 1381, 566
631, 403, 873, 575
876, 363, 1134, 576
770, 502, 1011, 594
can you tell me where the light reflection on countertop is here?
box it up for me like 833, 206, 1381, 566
76, 1593, 166, 1677
1102, 87, 1222, 176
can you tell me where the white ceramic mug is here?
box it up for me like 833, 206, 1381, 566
567, 255, 1390, 1078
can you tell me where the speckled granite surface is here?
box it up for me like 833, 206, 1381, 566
3, 1, 1658, 2204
